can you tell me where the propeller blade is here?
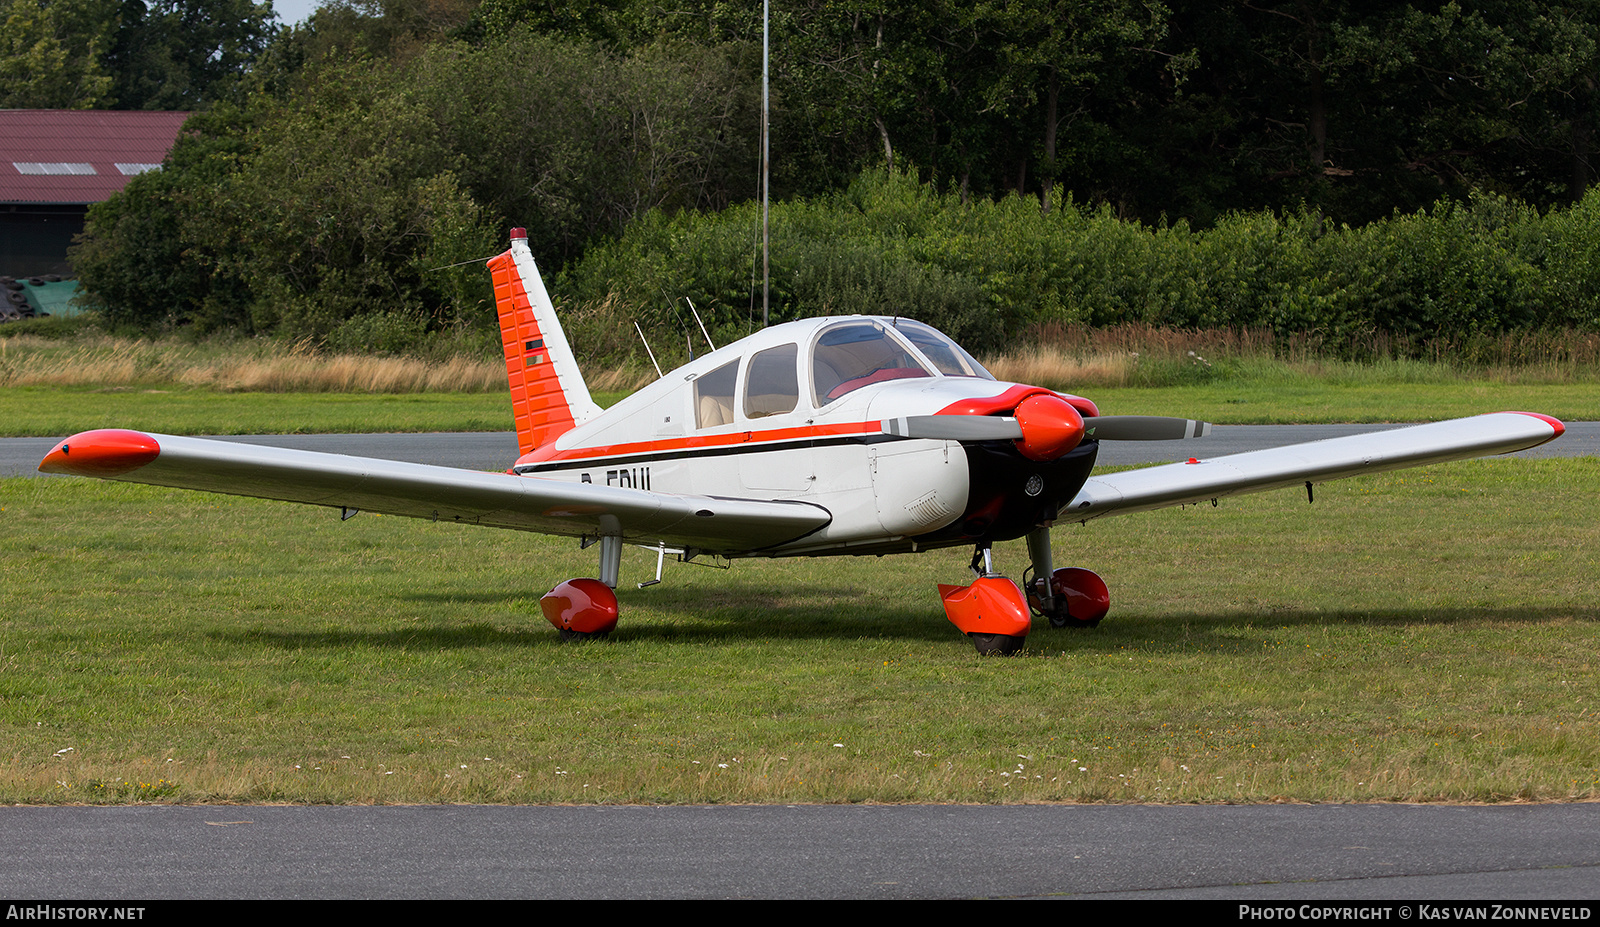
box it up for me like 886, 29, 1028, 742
881, 415, 1023, 441
1084, 415, 1211, 441
886, 394, 1085, 461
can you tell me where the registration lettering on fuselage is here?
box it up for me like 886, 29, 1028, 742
605, 466, 651, 490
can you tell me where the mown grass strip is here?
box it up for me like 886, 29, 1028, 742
3, 458, 1595, 804
0, 387, 515, 437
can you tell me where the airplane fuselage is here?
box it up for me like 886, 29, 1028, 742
509, 317, 1100, 558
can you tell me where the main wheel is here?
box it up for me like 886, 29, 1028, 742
559, 628, 611, 642
1029, 568, 1109, 629
968, 632, 1027, 656
541, 578, 620, 639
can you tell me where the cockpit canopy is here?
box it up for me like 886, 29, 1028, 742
692, 317, 994, 429
811, 319, 993, 406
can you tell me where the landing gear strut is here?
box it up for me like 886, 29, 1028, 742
1024, 526, 1110, 628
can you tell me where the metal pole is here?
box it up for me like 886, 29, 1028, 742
762, 0, 770, 329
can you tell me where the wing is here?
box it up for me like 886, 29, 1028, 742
1064, 412, 1564, 521
38, 429, 830, 554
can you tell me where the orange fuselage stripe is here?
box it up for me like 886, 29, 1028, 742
515, 385, 1068, 466
517, 420, 886, 466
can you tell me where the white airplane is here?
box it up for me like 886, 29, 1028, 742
40, 229, 1566, 654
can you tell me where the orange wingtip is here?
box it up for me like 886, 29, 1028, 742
1501, 411, 1565, 439
38, 429, 160, 477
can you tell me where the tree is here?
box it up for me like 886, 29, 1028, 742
72, 104, 262, 330
0, 0, 117, 108
196, 64, 495, 337
105, 0, 278, 109
968, 0, 1178, 210
1138, 1, 1600, 223
407, 30, 759, 262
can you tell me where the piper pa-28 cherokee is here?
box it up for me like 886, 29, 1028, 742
41, 229, 1566, 654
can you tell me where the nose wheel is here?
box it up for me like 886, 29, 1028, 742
938, 545, 1034, 655
968, 631, 1028, 656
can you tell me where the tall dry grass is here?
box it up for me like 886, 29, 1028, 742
982, 348, 1142, 389
982, 323, 1240, 389
581, 364, 660, 394
0, 334, 508, 393
982, 323, 1600, 389
6, 324, 1600, 397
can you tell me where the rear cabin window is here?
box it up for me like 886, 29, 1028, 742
694, 359, 739, 428
811, 321, 932, 406
744, 343, 799, 419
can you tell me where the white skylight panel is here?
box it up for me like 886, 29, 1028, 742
12, 162, 98, 175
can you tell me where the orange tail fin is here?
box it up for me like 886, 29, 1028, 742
486, 229, 602, 455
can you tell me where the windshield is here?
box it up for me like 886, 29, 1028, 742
892, 319, 995, 379
811, 321, 932, 405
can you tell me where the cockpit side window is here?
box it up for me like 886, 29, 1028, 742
744, 343, 799, 419
892, 319, 995, 379
694, 359, 739, 429
811, 320, 932, 406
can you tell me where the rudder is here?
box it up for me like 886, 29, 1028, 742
487, 228, 602, 455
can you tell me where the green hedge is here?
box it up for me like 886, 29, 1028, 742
556, 170, 1600, 368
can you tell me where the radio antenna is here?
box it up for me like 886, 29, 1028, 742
685, 297, 717, 352
661, 288, 694, 360
634, 321, 663, 378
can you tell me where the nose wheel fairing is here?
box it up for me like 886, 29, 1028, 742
938, 575, 1034, 655
926, 437, 1103, 655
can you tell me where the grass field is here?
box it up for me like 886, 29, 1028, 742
5, 324, 1596, 805
3, 458, 1596, 805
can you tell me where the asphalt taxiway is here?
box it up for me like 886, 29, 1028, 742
3, 803, 1599, 899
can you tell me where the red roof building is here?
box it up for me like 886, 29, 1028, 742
1, 110, 190, 275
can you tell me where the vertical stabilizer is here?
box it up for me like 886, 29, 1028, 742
487, 229, 603, 455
